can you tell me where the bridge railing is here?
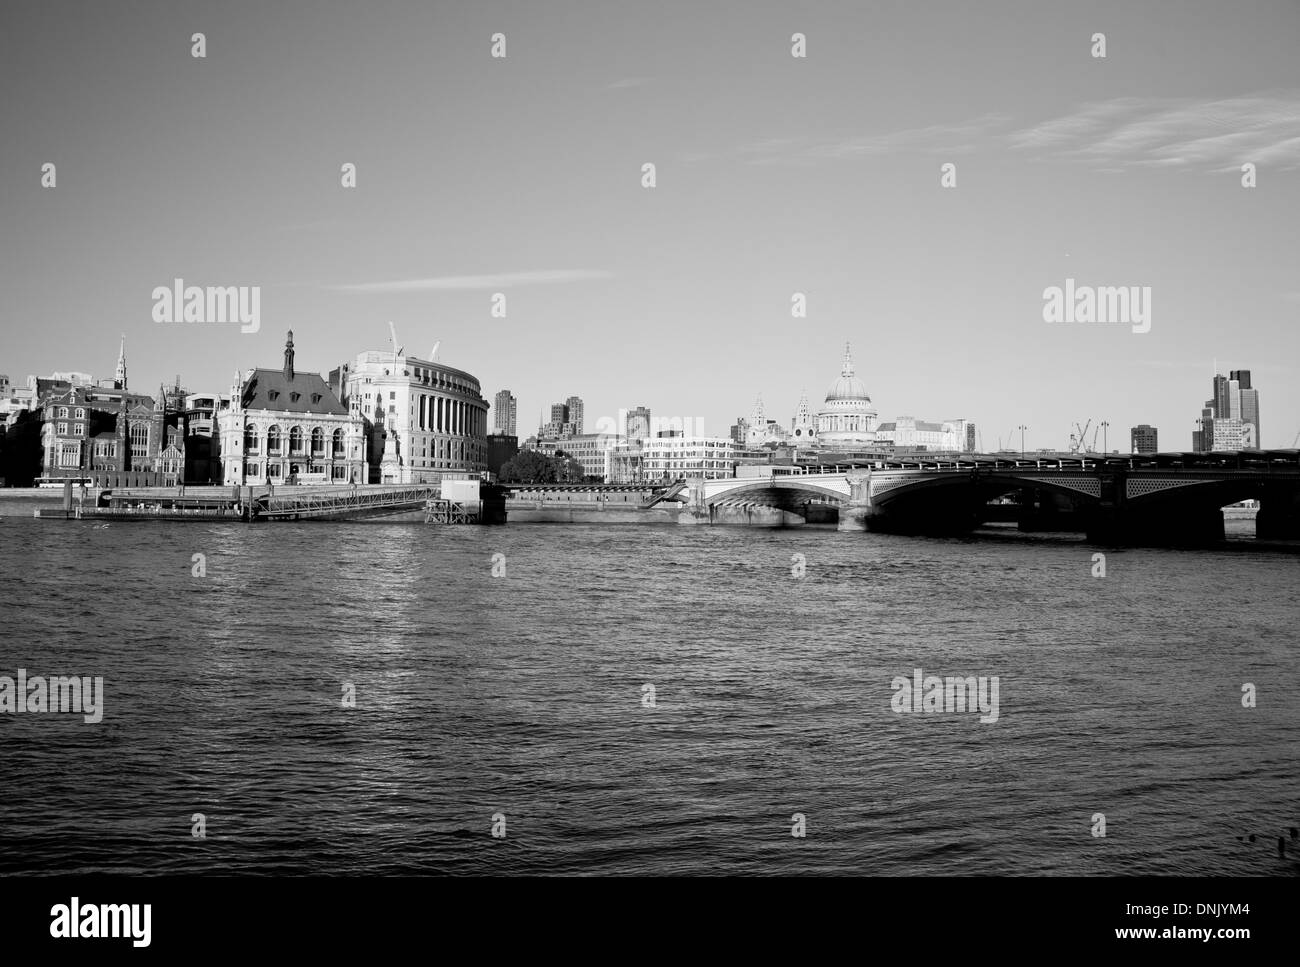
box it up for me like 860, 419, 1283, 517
260, 485, 440, 517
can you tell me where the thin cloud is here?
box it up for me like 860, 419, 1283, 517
332, 270, 613, 293
608, 77, 652, 89
1011, 91, 1300, 172
739, 114, 1014, 165
731, 92, 1300, 174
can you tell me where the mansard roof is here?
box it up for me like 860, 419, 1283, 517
240, 368, 347, 415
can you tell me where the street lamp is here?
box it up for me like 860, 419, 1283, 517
1018, 425, 1027, 459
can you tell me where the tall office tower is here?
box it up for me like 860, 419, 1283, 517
626, 406, 651, 444
493, 390, 517, 436
1131, 424, 1158, 455
1230, 369, 1259, 446
549, 402, 568, 425
565, 396, 584, 435
1212, 374, 1230, 422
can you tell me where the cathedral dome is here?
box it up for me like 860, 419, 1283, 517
826, 372, 870, 403
824, 344, 872, 403
815, 344, 878, 449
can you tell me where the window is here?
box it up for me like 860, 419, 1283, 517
332, 428, 345, 454
389, 392, 395, 400
130, 423, 149, 462
311, 427, 325, 453
311, 393, 321, 405
289, 426, 304, 453
269, 464, 282, 478
248, 463, 259, 476
268, 391, 280, 402
57, 422, 68, 435
59, 407, 69, 418
75, 408, 85, 419
290, 392, 301, 403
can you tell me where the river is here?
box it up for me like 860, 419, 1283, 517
1, 511, 1296, 875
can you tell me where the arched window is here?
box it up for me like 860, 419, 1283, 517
332, 428, 345, 454
60, 407, 69, 418
311, 427, 325, 454
289, 426, 304, 453
267, 425, 282, 452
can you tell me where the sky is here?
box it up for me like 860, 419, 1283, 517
1, 0, 1298, 450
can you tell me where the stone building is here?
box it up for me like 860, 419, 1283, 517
218, 331, 367, 485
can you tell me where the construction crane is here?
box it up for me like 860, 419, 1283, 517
388, 321, 404, 362
1070, 419, 1093, 454
428, 340, 440, 362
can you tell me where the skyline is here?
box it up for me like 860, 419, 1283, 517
5, 331, 1279, 453
2, 0, 1298, 449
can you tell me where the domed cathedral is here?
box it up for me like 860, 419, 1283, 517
815, 343, 878, 450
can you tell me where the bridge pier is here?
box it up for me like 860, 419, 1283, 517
677, 478, 711, 525
837, 471, 871, 531
1256, 490, 1300, 540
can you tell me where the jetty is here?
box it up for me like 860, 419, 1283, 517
35, 481, 504, 524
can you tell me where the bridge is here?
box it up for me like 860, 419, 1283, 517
681, 451, 1300, 544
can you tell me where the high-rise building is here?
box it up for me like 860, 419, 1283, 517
1212, 374, 1230, 423
1193, 369, 1261, 450
485, 433, 518, 477
1211, 418, 1251, 451
1230, 369, 1259, 446
625, 406, 651, 444
565, 396, 584, 435
549, 402, 568, 425
493, 390, 517, 436
1131, 424, 1158, 454
1193, 403, 1214, 451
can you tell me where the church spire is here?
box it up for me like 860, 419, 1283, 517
114, 333, 128, 390
841, 342, 854, 378
284, 330, 295, 380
